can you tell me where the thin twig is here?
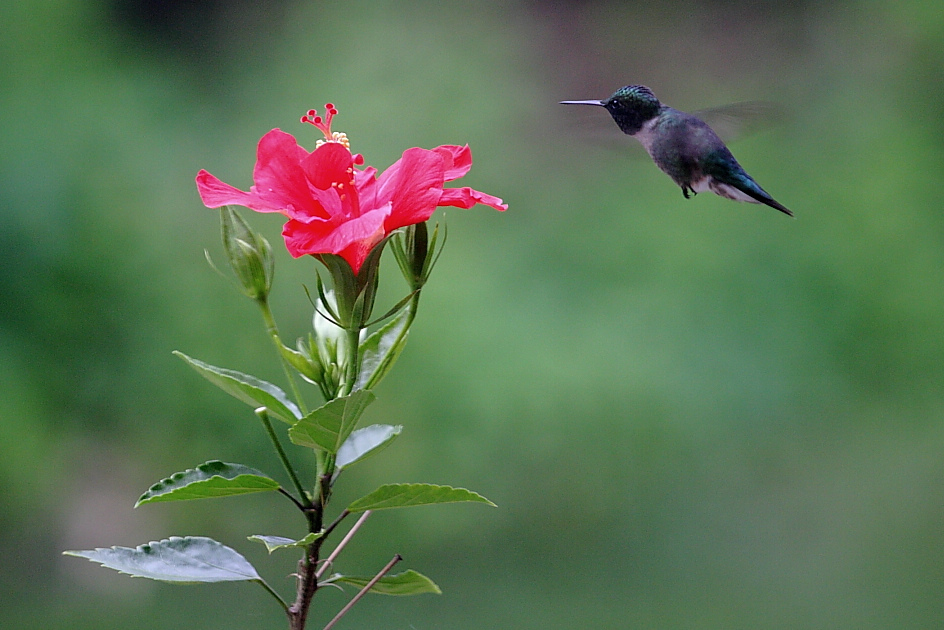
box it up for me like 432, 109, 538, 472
321, 509, 351, 541
315, 510, 372, 580
322, 554, 403, 630
277, 487, 307, 511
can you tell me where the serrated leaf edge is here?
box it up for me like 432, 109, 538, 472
135, 461, 279, 507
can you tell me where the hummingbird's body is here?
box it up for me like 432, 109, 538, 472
561, 85, 792, 217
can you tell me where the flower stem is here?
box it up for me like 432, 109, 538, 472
399, 291, 420, 342
256, 408, 311, 509
337, 326, 363, 398
359, 291, 421, 392
258, 297, 309, 415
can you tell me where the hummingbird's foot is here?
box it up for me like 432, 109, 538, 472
682, 186, 695, 199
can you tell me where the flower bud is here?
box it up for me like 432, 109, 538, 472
220, 206, 274, 301
304, 290, 366, 397
391, 221, 442, 291
407, 221, 429, 281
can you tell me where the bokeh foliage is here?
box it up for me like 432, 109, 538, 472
3, 0, 944, 627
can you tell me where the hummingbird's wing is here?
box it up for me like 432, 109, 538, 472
693, 101, 786, 144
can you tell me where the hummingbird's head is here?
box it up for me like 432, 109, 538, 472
602, 85, 662, 135
560, 85, 662, 136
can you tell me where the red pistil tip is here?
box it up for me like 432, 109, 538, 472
301, 103, 339, 138
302, 102, 351, 150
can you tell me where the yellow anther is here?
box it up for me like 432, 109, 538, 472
315, 131, 351, 150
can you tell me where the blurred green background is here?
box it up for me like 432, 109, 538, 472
3, 0, 944, 627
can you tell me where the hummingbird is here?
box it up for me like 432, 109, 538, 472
561, 85, 793, 217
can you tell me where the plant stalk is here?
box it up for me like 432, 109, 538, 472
258, 297, 309, 415
256, 408, 311, 509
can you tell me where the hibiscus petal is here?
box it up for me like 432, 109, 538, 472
195, 169, 261, 209
354, 166, 379, 212
378, 148, 445, 231
303, 186, 343, 223
438, 187, 508, 211
252, 129, 323, 219
301, 143, 363, 220
282, 203, 392, 273
431, 145, 473, 181
301, 142, 355, 190
335, 232, 384, 276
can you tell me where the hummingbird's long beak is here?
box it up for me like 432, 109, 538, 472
559, 99, 605, 106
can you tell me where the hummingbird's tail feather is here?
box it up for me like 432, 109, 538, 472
709, 172, 794, 217
734, 180, 793, 217
759, 196, 793, 217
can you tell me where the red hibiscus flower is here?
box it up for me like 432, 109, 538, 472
196, 104, 507, 274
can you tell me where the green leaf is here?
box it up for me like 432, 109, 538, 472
288, 390, 376, 453
135, 461, 279, 507
347, 483, 496, 513
247, 532, 322, 553
63, 536, 259, 583
355, 308, 411, 390
174, 351, 301, 424
329, 570, 441, 596
336, 424, 402, 470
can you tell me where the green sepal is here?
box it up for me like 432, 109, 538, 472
315, 254, 359, 328
280, 342, 323, 384
363, 289, 417, 328
135, 461, 279, 507
350, 282, 370, 333
64, 536, 259, 583
326, 569, 441, 596
311, 271, 340, 325
315, 234, 392, 329
288, 389, 376, 453
174, 351, 301, 423
336, 424, 402, 470
347, 483, 496, 513
349, 236, 388, 327
422, 221, 446, 281
247, 532, 322, 553
355, 308, 411, 391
